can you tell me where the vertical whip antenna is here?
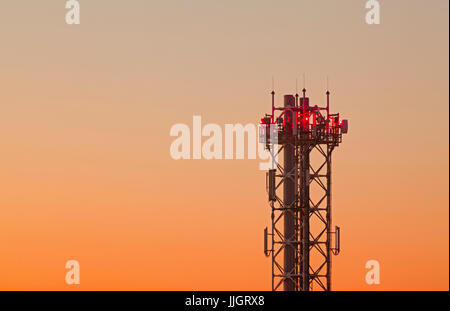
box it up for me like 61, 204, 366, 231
302, 75, 307, 115
326, 76, 330, 118
271, 76, 275, 119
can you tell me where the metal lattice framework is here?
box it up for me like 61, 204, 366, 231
262, 90, 346, 291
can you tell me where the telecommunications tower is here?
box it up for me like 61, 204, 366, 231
260, 87, 348, 291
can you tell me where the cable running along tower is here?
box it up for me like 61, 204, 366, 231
260, 87, 348, 291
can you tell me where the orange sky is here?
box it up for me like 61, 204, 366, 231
0, 1, 448, 290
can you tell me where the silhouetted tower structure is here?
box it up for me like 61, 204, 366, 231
261, 88, 348, 291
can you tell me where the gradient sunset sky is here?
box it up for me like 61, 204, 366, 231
0, 0, 448, 290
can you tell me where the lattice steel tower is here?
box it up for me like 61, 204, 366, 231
260, 88, 348, 291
